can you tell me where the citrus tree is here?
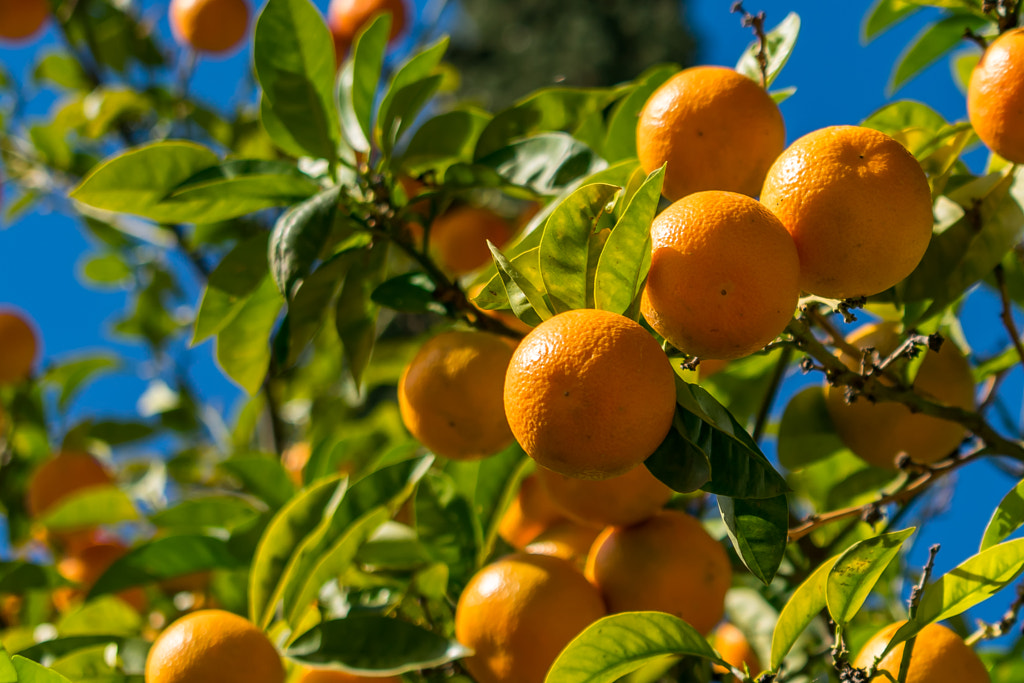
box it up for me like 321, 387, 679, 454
1, 1, 1024, 682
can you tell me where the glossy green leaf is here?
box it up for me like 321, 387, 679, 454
645, 412, 711, 494
249, 476, 348, 628
220, 455, 298, 511
594, 166, 663, 315
43, 353, 120, 411
269, 186, 345, 299
254, 0, 340, 163
416, 472, 479, 591
719, 494, 788, 585
214, 275, 283, 394
336, 240, 389, 386
70, 141, 219, 222
40, 486, 138, 531
777, 385, 850, 470
826, 528, 915, 626
736, 12, 801, 87
603, 65, 678, 162
770, 556, 839, 671
673, 380, 788, 500
981, 478, 1024, 551
477, 133, 607, 196
862, 99, 948, 155
889, 13, 988, 94
377, 37, 449, 152
286, 615, 470, 674
338, 14, 391, 152
863, 0, 921, 41
194, 233, 271, 344
88, 535, 246, 598
401, 108, 493, 174
539, 183, 620, 313
488, 245, 550, 324
11, 656, 72, 683
546, 612, 728, 683
371, 272, 446, 315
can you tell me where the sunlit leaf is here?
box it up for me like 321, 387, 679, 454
719, 494, 788, 585
826, 528, 915, 626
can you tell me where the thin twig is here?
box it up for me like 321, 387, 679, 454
895, 545, 941, 683
731, 2, 770, 88
993, 264, 1024, 369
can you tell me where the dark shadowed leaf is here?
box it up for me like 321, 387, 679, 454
719, 494, 788, 585
477, 133, 606, 196
194, 233, 271, 344
269, 186, 345, 299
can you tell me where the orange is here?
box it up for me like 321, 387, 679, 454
282, 442, 312, 486
535, 463, 673, 528
968, 28, 1024, 164
853, 622, 989, 683
55, 541, 147, 612
26, 451, 114, 520
455, 553, 606, 683
825, 322, 976, 470
169, 0, 250, 54
636, 66, 785, 201
329, 0, 407, 59
497, 473, 566, 549
760, 125, 933, 299
712, 623, 762, 678
524, 520, 602, 571
296, 669, 401, 683
0, 308, 38, 384
504, 308, 676, 479
430, 206, 514, 276
584, 509, 731, 635
398, 330, 516, 461
641, 191, 799, 360
0, 0, 48, 41
145, 609, 285, 683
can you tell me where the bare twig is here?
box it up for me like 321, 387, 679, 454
993, 264, 1024, 369
895, 545, 941, 683
731, 2, 770, 88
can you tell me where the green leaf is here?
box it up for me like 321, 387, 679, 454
674, 381, 789, 500
336, 241, 389, 386
981, 478, 1024, 551
603, 65, 678, 163
338, 14, 391, 152
214, 275, 284, 394
951, 49, 980, 95
194, 233, 271, 344
80, 252, 131, 286
415, 472, 479, 592
777, 385, 850, 470
825, 528, 915, 626
43, 353, 120, 412
254, 0, 340, 163
718, 494, 788, 585
539, 183, 620, 313
0, 648, 16, 683
546, 612, 728, 683
861, 100, 948, 156
889, 13, 988, 94
645, 412, 711, 494
377, 37, 450, 153
770, 557, 839, 671
249, 476, 348, 628
286, 615, 470, 674
150, 497, 262, 534
370, 272, 446, 314
220, 455, 298, 510
594, 166, 663, 315
11, 656, 72, 683
475, 86, 626, 158
863, 0, 921, 41
269, 186, 345, 299
0, 562, 69, 593
39, 486, 139, 531
736, 12, 801, 88
476, 133, 607, 196
378, 75, 444, 155
33, 52, 91, 91
488, 245, 550, 324
88, 536, 246, 598
70, 141, 219, 222
401, 108, 492, 174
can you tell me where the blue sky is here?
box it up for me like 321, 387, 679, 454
1, 0, 1023, 634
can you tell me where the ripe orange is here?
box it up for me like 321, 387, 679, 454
296, 668, 401, 683
760, 125, 933, 299
503, 308, 677, 479
641, 191, 800, 360
26, 451, 114, 520
968, 28, 1024, 164
853, 622, 989, 683
584, 509, 732, 635
524, 520, 602, 571
55, 540, 148, 612
430, 206, 514, 276
398, 330, 516, 461
713, 623, 762, 678
0, 308, 38, 384
282, 442, 312, 486
535, 463, 673, 527
169, 0, 250, 54
329, 0, 407, 59
145, 609, 285, 683
825, 322, 976, 470
0, 0, 48, 41
636, 66, 785, 201
497, 473, 566, 549
455, 553, 606, 683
